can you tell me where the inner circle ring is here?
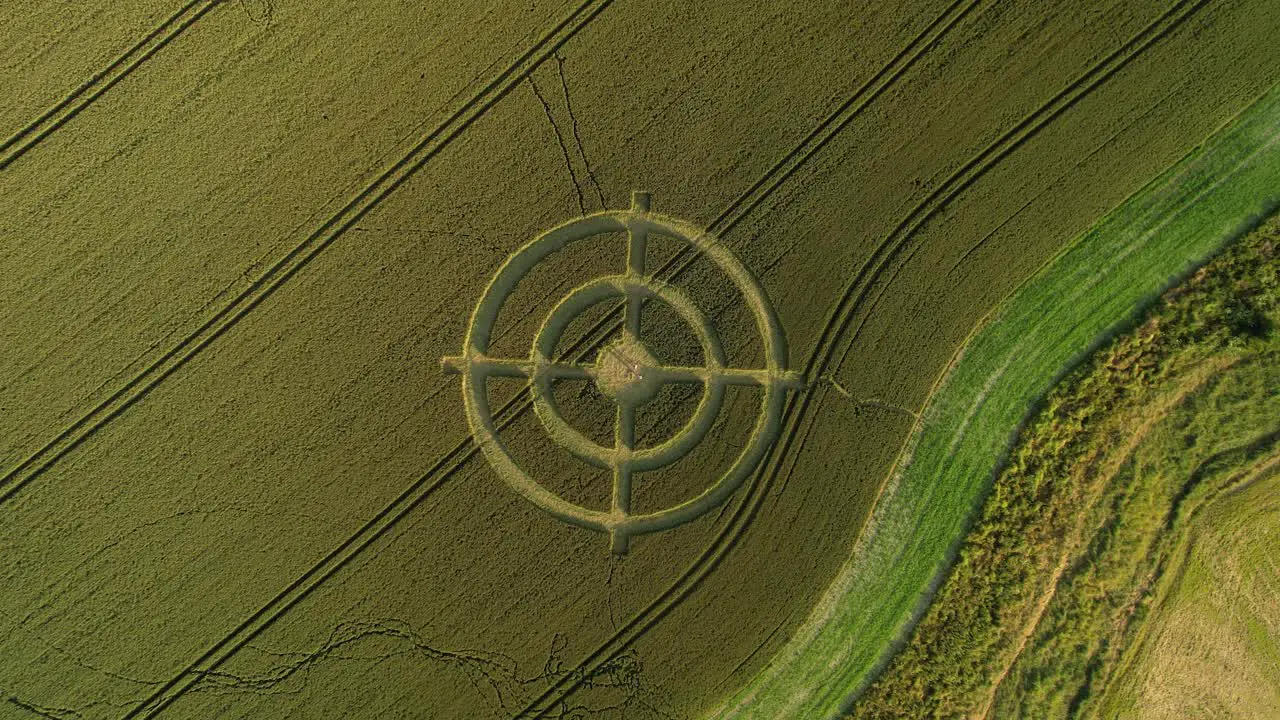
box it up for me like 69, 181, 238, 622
530, 274, 726, 472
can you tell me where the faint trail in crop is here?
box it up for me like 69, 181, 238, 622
4, 692, 84, 720
119, 2, 985, 716
237, 0, 273, 26
716, 608, 798, 693
604, 555, 624, 632
822, 375, 920, 419
514, 1, 1210, 715
0, 0, 227, 172
192, 619, 520, 707
553, 51, 607, 209
527, 75, 589, 215
172, 619, 664, 716
0, 0, 618, 512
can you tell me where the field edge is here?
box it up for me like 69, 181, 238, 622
706, 77, 1280, 719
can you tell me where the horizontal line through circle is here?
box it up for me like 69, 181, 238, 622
441, 355, 802, 388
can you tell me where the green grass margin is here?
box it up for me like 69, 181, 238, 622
707, 79, 1280, 719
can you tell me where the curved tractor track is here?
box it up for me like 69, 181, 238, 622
514, 0, 1210, 715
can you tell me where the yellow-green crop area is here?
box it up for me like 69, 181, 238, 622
1, 1, 1278, 718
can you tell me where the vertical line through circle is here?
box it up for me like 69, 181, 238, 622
612, 400, 637, 553
625, 191, 650, 338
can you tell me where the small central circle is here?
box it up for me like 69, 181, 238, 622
593, 335, 662, 406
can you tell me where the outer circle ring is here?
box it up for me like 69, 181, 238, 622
454, 206, 794, 547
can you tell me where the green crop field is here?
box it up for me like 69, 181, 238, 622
2, 1, 1278, 718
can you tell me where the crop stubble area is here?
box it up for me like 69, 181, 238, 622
1, 0, 1278, 718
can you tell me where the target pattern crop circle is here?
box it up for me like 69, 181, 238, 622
442, 192, 802, 553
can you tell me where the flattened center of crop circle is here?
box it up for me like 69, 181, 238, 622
593, 335, 662, 406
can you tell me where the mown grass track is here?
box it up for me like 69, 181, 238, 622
118, 2, 985, 715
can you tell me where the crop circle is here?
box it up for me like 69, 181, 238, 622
442, 191, 802, 552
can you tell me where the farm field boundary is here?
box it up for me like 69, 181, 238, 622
1094, 447, 1280, 718
0, 0, 224, 171
709, 76, 1280, 720
854, 213, 1279, 717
